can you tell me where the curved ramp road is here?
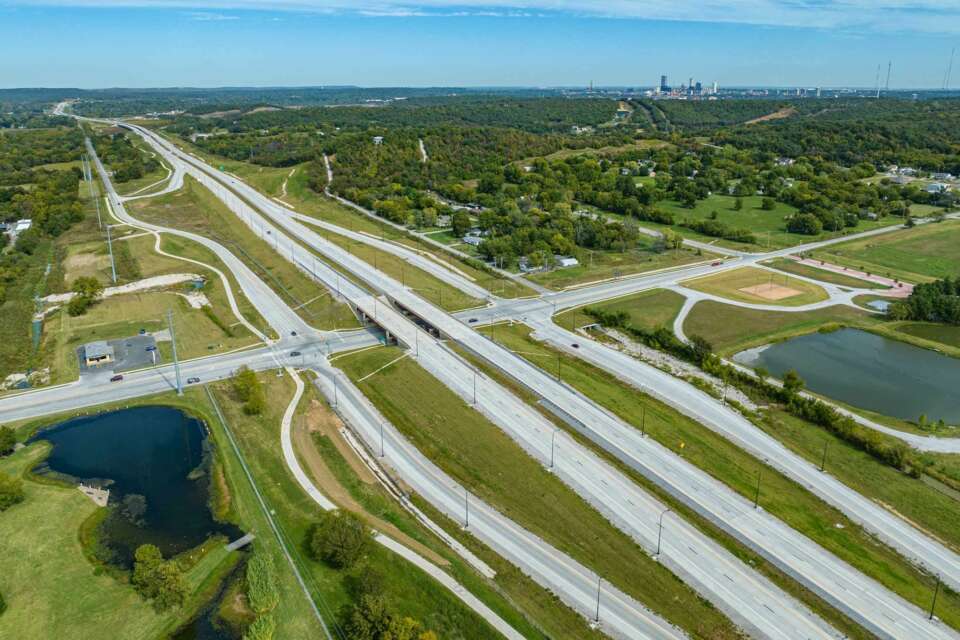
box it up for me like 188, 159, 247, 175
311, 364, 686, 640
130, 129, 960, 640
123, 123, 869, 639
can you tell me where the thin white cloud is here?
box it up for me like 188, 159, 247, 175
6, 1, 960, 33
184, 10, 238, 19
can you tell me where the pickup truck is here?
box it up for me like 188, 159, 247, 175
110, 374, 123, 382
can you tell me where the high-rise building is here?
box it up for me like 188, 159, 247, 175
695, 81, 702, 95
660, 75, 668, 92
712, 81, 719, 94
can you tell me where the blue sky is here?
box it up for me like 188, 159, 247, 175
1, 1, 958, 88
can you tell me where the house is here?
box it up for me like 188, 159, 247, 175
775, 157, 795, 167
620, 167, 631, 176
863, 211, 879, 221
555, 256, 580, 268
932, 172, 955, 181
891, 175, 910, 185
372, 136, 384, 145
926, 182, 949, 194
462, 236, 482, 247
898, 167, 917, 176
83, 341, 115, 367
13, 219, 31, 233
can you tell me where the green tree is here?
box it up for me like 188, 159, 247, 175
733, 197, 743, 211
786, 213, 823, 236
0, 426, 16, 456
132, 544, 186, 611
782, 369, 805, 396
246, 553, 279, 615
688, 335, 713, 365
243, 614, 275, 640
344, 595, 435, 640
67, 295, 93, 316
450, 210, 471, 237
761, 198, 775, 211
0, 589, 6, 616
0, 472, 24, 511
308, 510, 371, 569
71, 276, 103, 299
232, 366, 266, 415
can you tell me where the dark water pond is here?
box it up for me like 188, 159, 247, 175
30, 405, 240, 567
735, 328, 960, 424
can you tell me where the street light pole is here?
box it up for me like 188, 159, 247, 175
594, 577, 602, 623
106, 224, 117, 284
656, 508, 671, 557
379, 422, 384, 458
167, 309, 182, 396
464, 490, 470, 529
550, 429, 557, 469
820, 442, 828, 472
930, 574, 941, 620
753, 471, 762, 509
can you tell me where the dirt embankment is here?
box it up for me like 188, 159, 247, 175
745, 106, 797, 125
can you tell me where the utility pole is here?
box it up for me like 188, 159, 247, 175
556, 354, 561, 381
333, 375, 338, 408
753, 471, 762, 509
379, 422, 385, 458
167, 309, 183, 395
106, 224, 117, 284
464, 490, 470, 529
820, 442, 828, 472
472, 368, 477, 405
641, 404, 646, 437
656, 508, 671, 557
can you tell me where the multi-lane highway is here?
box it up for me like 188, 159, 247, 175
123, 120, 960, 639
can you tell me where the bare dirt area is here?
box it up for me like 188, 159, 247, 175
744, 106, 797, 125
295, 398, 449, 566
739, 283, 801, 300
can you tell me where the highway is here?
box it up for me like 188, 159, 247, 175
125, 123, 960, 640
121, 122, 855, 638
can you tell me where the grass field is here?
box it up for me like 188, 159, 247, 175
555, 288, 686, 332
488, 322, 960, 632
683, 300, 877, 355
306, 222, 483, 312
895, 322, 960, 349
209, 372, 518, 639
810, 220, 960, 283
42, 289, 258, 385
336, 346, 741, 639
129, 175, 360, 330
682, 266, 829, 306
764, 258, 890, 290
526, 240, 707, 290
0, 402, 240, 640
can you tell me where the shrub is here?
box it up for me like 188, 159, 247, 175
308, 510, 370, 569
67, 295, 93, 316
243, 614, 275, 640
0, 472, 24, 511
246, 553, 279, 615
132, 544, 186, 611
232, 366, 266, 415
0, 426, 15, 456
0, 589, 6, 616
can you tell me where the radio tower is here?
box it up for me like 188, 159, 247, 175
874, 64, 881, 99
884, 61, 892, 92
945, 48, 956, 90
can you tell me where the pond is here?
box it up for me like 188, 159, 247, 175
734, 328, 960, 424
30, 405, 240, 567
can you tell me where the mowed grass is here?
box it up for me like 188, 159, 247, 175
683, 300, 877, 355
896, 322, 960, 349
682, 266, 829, 306
336, 346, 740, 639
526, 240, 708, 290
129, 175, 360, 330
43, 289, 258, 384
208, 373, 511, 640
555, 288, 686, 332
655, 194, 900, 251
811, 220, 960, 283
307, 223, 483, 312
489, 322, 960, 631
764, 258, 890, 290
0, 426, 238, 640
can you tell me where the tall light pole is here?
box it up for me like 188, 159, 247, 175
106, 224, 117, 284
550, 429, 558, 469
594, 577, 602, 624
656, 508, 671, 557
167, 309, 182, 395
753, 471, 762, 509
930, 574, 942, 620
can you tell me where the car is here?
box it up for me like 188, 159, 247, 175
186, 377, 200, 384
468, 318, 478, 323
110, 374, 123, 382
145, 345, 156, 352
290, 351, 302, 357
290, 330, 298, 336
571, 343, 580, 349
711, 261, 723, 266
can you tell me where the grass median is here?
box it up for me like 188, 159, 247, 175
336, 345, 741, 639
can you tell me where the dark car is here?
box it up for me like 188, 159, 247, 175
290, 330, 298, 336
110, 374, 123, 382
145, 345, 157, 352
711, 261, 723, 266
571, 343, 580, 349
468, 318, 478, 323
187, 377, 200, 384
290, 351, 302, 357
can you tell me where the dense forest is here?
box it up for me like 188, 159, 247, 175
92, 131, 159, 183
0, 123, 85, 379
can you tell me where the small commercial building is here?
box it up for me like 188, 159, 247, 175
556, 256, 580, 268
83, 341, 115, 367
